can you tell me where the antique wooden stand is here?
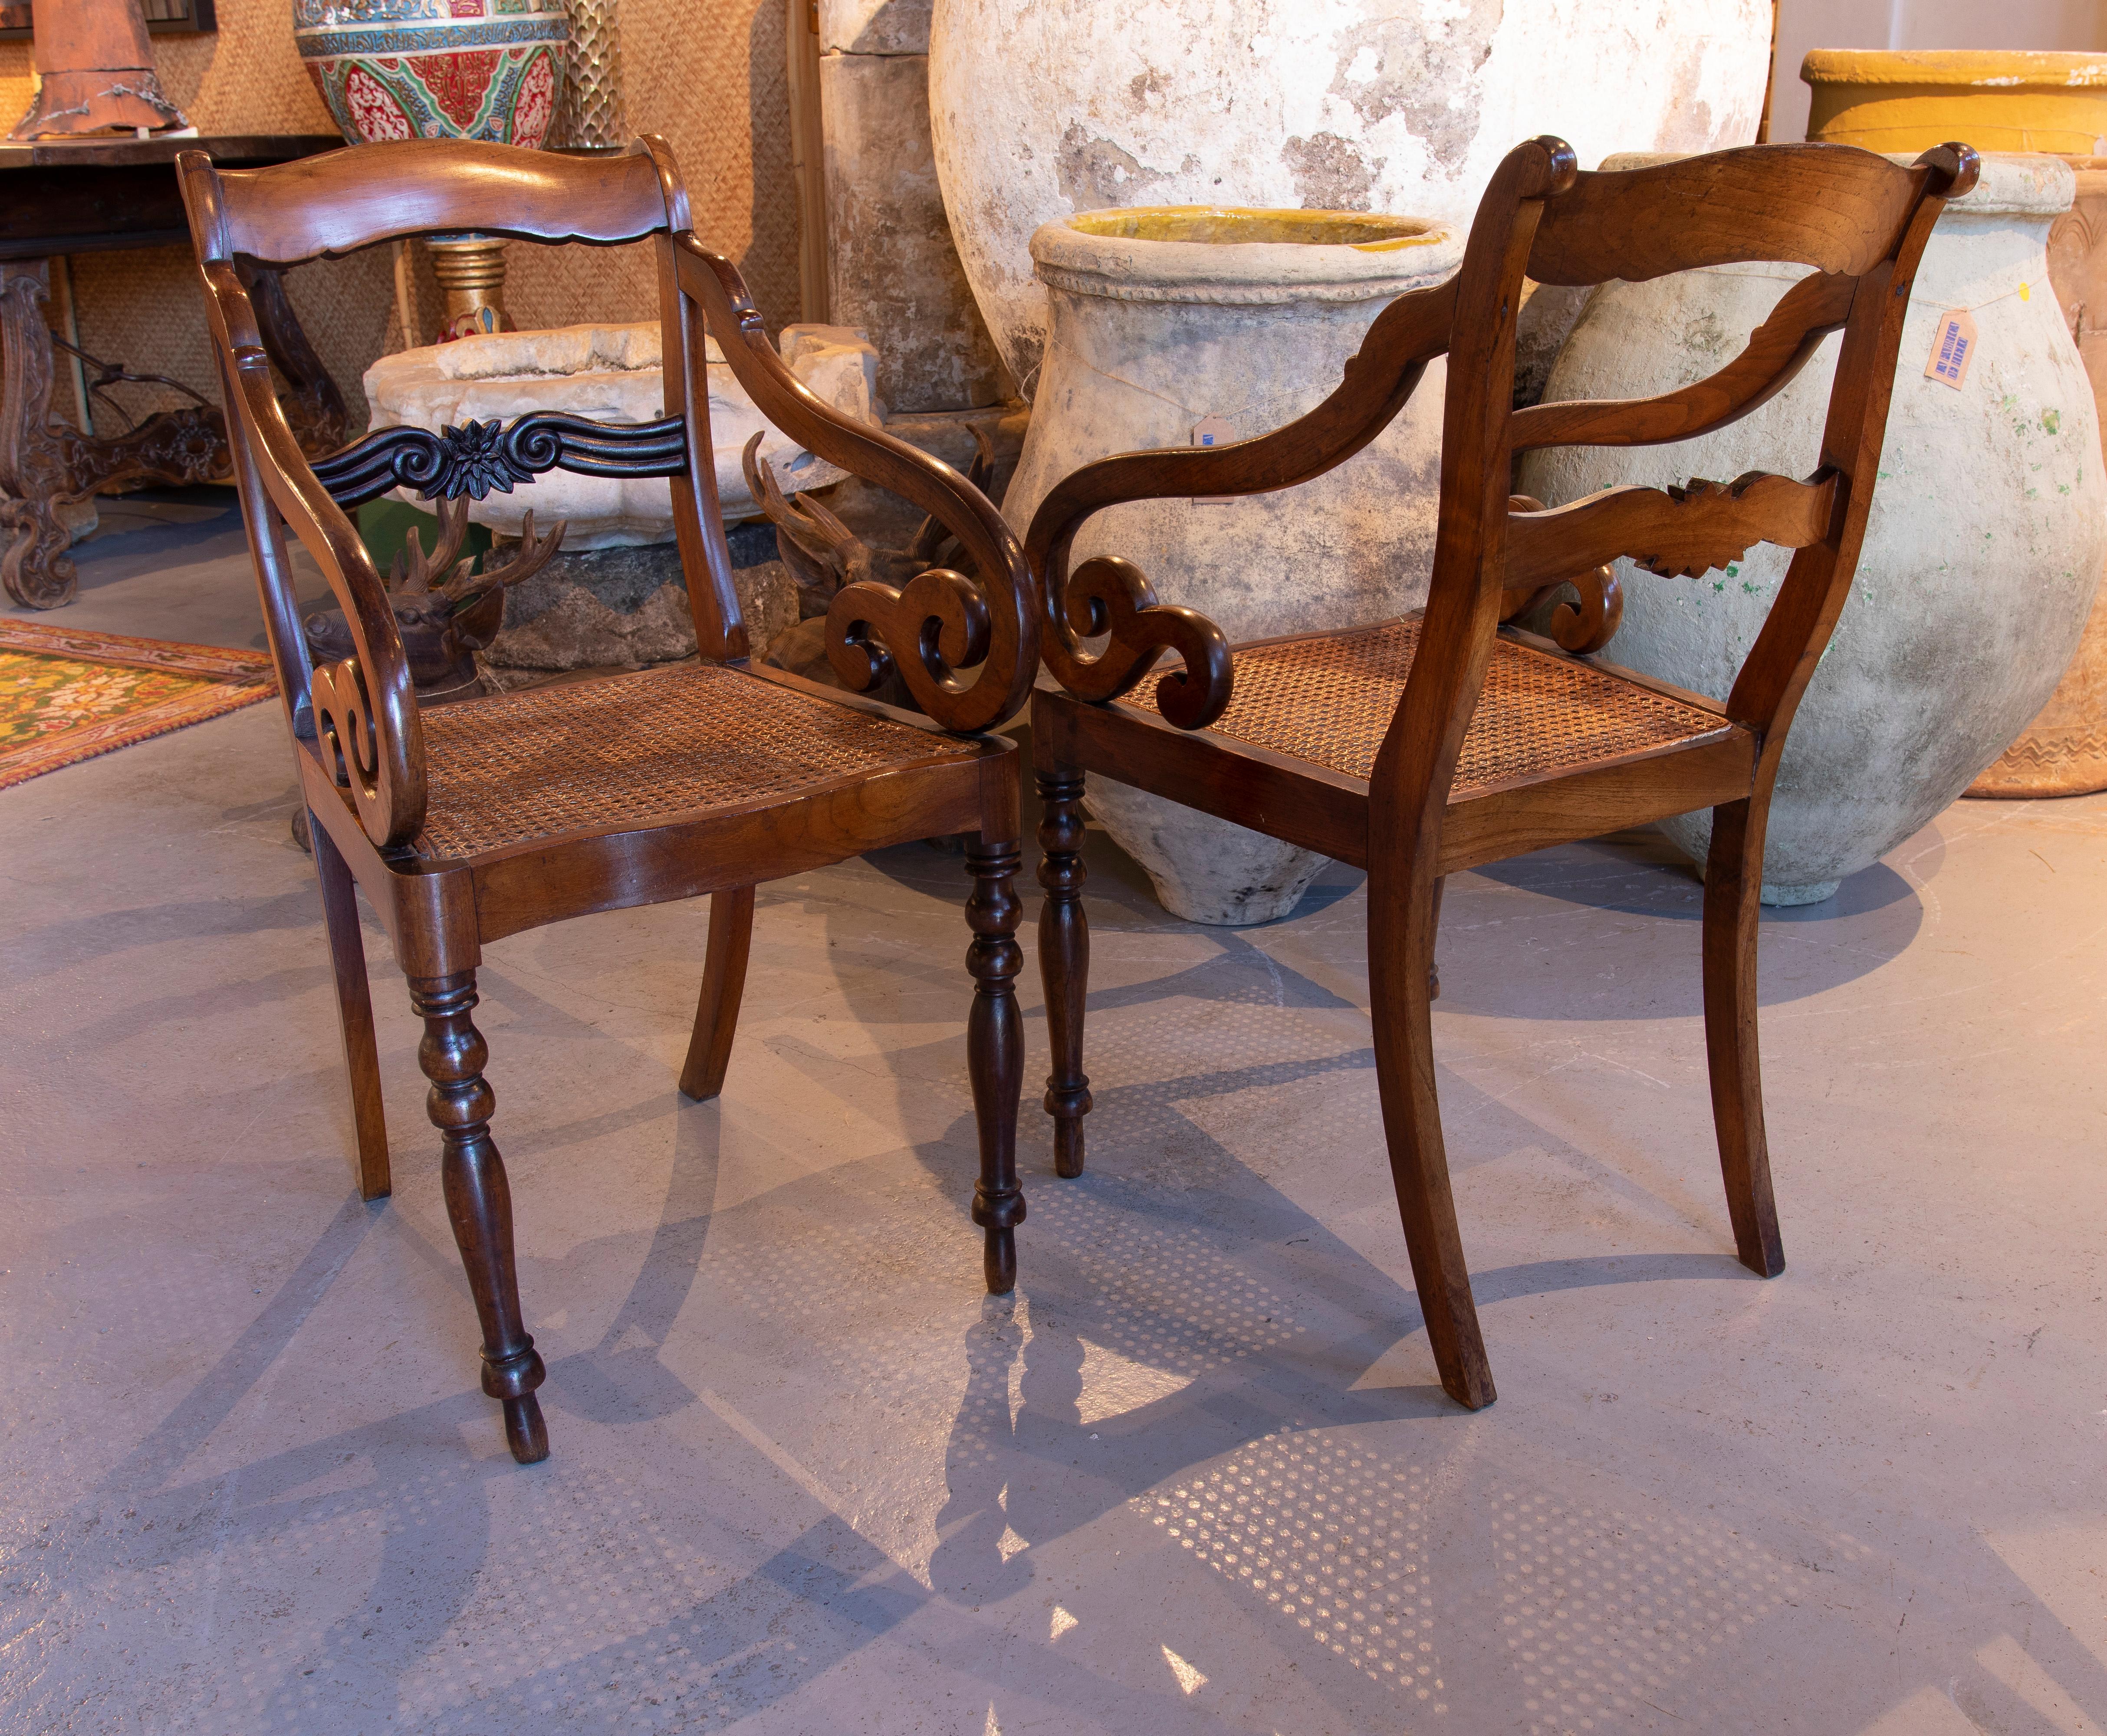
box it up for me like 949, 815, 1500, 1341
0, 132, 346, 608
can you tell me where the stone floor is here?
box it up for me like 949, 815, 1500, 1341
4, 505, 2106, 1734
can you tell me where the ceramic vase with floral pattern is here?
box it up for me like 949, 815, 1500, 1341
293, 0, 569, 148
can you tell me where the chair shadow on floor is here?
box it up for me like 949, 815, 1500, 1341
25, 814, 1918, 1730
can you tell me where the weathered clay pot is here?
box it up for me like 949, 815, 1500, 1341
1973, 161, 2107, 797
1006, 206, 1460, 925
928, 0, 1772, 393
1521, 152, 2107, 904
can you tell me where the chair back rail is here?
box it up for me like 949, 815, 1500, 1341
1387, 138, 1970, 875
1522, 145, 1930, 287
180, 135, 1035, 854
1504, 471, 1841, 593
1509, 269, 1858, 451
187, 139, 682, 265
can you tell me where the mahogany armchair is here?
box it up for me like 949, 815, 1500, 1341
179, 138, 1037, 1463
1027, 136, 1977, 1410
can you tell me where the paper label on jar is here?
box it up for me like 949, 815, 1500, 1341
1926, 308, 1977, 390
1192, 414, 1237, 505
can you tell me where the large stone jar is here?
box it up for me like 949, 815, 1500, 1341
1008, 206, 1461, 924
293, 0, 568, 146
928, 0, 1772, 394
1521, 153, 2107, 903
1971, 159, 2107, 795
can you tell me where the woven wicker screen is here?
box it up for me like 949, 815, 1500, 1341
0, 0, 798, 432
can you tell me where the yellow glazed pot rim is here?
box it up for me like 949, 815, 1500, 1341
1802, 48, 2107, 90
1032, 204, 1461, 306
1063, 205, 1442, 253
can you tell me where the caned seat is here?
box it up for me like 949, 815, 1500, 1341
1125, 618, 1740, 796
413, 664, 978, 861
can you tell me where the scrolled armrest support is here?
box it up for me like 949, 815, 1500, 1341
671, 235, 1034, 734
199, 256, 425, 848
1026, 274, 1459, 731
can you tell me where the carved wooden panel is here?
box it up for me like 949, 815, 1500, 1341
1505, 470, 1839, 595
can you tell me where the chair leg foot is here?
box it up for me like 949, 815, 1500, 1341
1036, 768, 1092, 1178
503, 1394, 550, 1464
983, 1227, 1016, 1297
1703, 799, 1786, 1279
1369, 869, 1496, 1410
679, 885, 756, 1101
966, 837, 1026, 1294
412, 970, 551, 1462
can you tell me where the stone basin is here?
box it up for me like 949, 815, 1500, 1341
362, 321, 882, 548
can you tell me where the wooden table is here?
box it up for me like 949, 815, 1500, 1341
0, 133, 348, 608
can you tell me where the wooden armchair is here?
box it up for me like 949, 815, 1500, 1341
179, 138, 1037, 1463
1027, 136, 1976, 1410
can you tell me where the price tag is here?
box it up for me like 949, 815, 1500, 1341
1925, 308, 1977, 390
1192, 414, 1236, 505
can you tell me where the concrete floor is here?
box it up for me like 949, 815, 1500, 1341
4, 505, 2107, 1734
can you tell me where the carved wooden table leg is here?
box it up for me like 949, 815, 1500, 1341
0, 257, 346, 611
0, 261, 83, 608
240, 261, 349, 454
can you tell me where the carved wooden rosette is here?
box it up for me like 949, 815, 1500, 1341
1969, 158, 2107, 797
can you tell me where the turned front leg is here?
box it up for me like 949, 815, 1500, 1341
1035, 769, 1092, 1177
965, 839, 1025, 1294
411, 971, 549, 1464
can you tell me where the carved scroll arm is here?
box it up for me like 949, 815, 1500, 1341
1027, 274, 1461, 730
672, 234, 1034, 736
199, 257, 426, 850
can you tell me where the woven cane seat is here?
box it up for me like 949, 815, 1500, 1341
411, 662, 974, 859
1129, 618, 1737, 796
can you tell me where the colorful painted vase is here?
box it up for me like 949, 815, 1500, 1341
292, 0, 569, 148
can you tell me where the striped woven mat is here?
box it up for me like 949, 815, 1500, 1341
0, 620, 276, 790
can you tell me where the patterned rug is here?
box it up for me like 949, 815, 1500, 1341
0, 620, 276, 790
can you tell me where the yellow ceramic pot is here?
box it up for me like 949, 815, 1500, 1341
1803, 49, 2107, 154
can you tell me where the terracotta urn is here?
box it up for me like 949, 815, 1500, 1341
1006, 206, 1461, 924
1521, 154, 2107, 903
928, 0, 1773, 395
293, 0, 568, 147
